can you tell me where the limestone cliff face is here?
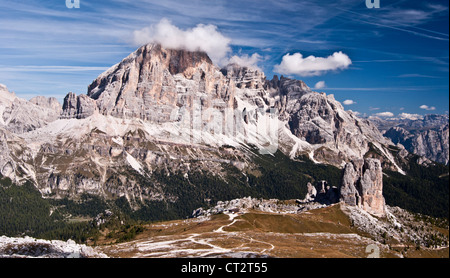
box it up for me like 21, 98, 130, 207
0, 128, 15, 179
341, 159, 363, 207
60, 92, 98, 119
340, 158, 386, 217
85, 44, 235, 122
411, 123, 449, 165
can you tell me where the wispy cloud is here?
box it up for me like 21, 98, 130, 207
325, 86, 447, 92
0, 65, 109, 73
377, 4, 448, 28
336, 3, 449, 41
397, 74, 441, 78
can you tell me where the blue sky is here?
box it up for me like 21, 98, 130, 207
0, 0, 448, 118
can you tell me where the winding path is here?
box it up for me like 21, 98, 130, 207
106, 212, 277, 258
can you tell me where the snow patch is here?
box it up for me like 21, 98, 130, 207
126, 152, 143, 174
0, 105, 5, 126
112, 136, 124, 146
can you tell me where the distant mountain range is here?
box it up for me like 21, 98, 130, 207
369, 114, 449, 165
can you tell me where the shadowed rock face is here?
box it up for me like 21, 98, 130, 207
167, 47, 213, 75
61, 92, 98, 119
341, 160, 363, 207
340, 158, 386, 217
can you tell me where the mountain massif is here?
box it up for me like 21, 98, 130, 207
0, 44, 448, 230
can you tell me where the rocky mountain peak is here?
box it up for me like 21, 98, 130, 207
87, 43, 214, 99
78, 43, 233, 122
60, 92, 98, 119
0, 84, 16, 103
29, 96, 62, 114
340, 158, 386, 217
0, 85, 62, 134
220, 63, 266, 90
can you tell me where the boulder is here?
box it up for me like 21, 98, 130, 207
304, 182, 317, 202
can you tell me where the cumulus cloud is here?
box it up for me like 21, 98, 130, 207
374, 112, 395, 118
314, 81, 326, 90
349, 110, 361, 116
274, 51, 352, 77
343, 99, 356, 105
420, 105, 436, 111
399, 113, 423, 121
227, 53, 263, 70
132, 18, 232, 65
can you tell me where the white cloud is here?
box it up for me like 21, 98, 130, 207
314, 81, 326, 90
227, 53, 263, 70
132, 18, 232, 65
343, 99, 356, 105
420, 105, 436, 111
349, 110, 361, 116
398, 113, 423, 121
274, 51, 352, 76
374, 112, 395, 118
